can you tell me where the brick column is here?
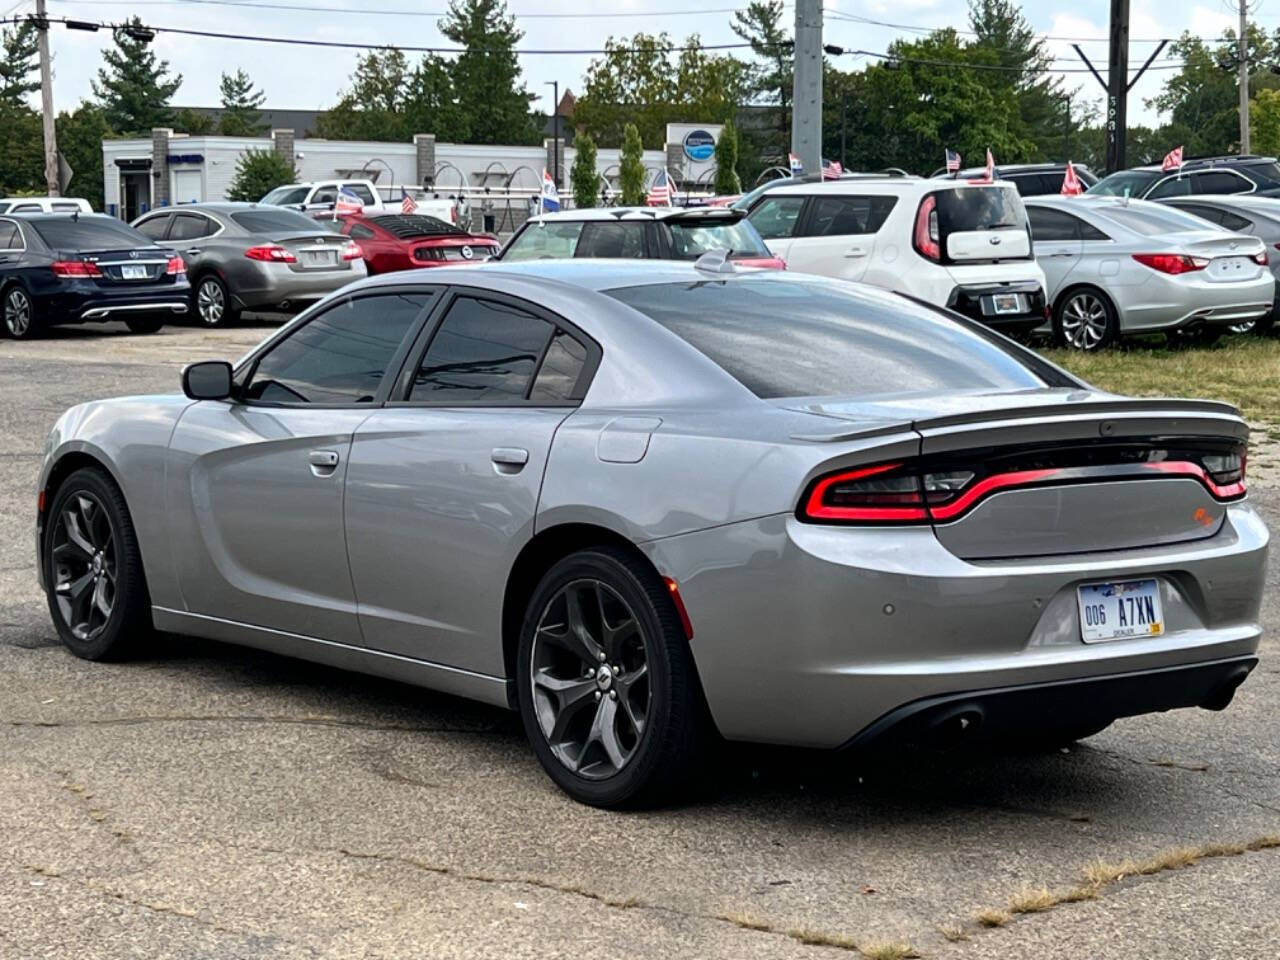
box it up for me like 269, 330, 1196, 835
271, 128, 296, 173
544, 137, 565, 186
151, 127, 172, 206
414, 133, 436, 188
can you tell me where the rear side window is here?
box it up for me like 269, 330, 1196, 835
1218, 210, 1253, 231
230, 209, 322, 234
0, 221, 20, 249
802, 195, 897, 236
747, 195, 805, 239
500, 221, 584, 260
30, 217, 150, 250
343, 183, 377, 205
347, 222, 376, 240
1195, 171, 1252, 195
169, 213, 215, 241
934, 186, 1026, 234
605, 278, 1053, 399
12, 203, 40, 213
1027, 207, 1079, 241
575, 221, 646, 258
529, 331, 589, 403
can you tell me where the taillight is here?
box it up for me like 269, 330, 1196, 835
165, 256, 185, 275
1132, 253, 1208, 275
51, 259, 102, 278
1253, 249, 1268, 266
801, 462, 929, 523
244, 244, 296, 263
340, 240, 362, 261
913, 194, 940, 262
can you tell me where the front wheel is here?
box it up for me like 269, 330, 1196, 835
3, 285, 39, 339
1054, 288, 1118, 351
516, 547, 708, 808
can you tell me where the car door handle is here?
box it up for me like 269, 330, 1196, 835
309, 449, 340, 476
844, 246, 869, 258
1048, 251, 1076, 258
491, 447, 529, 474
185, 247, 202, 256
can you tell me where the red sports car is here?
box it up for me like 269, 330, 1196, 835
339, 214, 500, 274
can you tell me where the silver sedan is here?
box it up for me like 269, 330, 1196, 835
1025, 195, 1275, 349
35, 261, 1268, 806
132, 203, 366, 326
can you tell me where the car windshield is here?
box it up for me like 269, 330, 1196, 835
604, 277, 1055, 399
667, 218, 771, 258
260, 186, 311, 205
30, 217, 152, 251
730, 177, 791, 211
230, 209, 324, 234
1088, 171, 1161, 197
1093, 204, 1223, 236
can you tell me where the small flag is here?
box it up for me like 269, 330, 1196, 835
788, 152, 804, 177
646, 168, 674, 206
1162, 145, 1184, 173
945, 148, 961, 173
822, 159, 843, 180
984, 148, 995, 183
540, 168, 560, 213
335, 186, 364, 216
401, 188, 418, 215
1061, 160, 1083, 196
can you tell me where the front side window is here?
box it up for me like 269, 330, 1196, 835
311, 187, 338, 205
12, 203, 40, 213
499, 221, 584, 261
1148, 176, 1192, 199
747, 196, 806, 240
134, 215, 171, 240
411, 297, 555, 403
575, 221, 646, 258
244, 292, 433, 404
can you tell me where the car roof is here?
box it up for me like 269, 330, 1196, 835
936, 163, 1091, 177
527, 206, 745, 224
1126, 155, 1279, 173
144, 202, 295, 216
761, 178, 1016, 197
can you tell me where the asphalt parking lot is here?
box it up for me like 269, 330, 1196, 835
1, 322, 1277, 960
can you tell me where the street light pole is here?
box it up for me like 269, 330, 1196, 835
35, 0, 59, 196
546, 80, 560, 188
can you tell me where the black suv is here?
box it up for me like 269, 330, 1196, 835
929, 162, 1098, 196
1089, 155, 1280, 200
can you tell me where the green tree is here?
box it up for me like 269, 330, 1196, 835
56, 103, 113, 208
731, 2, 790, 144
218, 69, 267, 136
571, 133, 599, 208
713, 119, 741, 194
619, 123, 645, 205
317, 47, 413, 141
92, 18, 182, 133
1252, 88, 1280, 155
439, 0, 538, 144
226, 149, 296, 202
0, 101, 42, 195
172, 107, 216, 134
0, 21, 39, 106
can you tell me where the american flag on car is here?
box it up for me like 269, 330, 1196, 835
401, 189, 418, 215
646, 168, 674, 206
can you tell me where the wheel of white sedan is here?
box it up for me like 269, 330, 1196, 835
1054, 287, 1118, 351
43, 467, 152, 660
516, 547, 707, 808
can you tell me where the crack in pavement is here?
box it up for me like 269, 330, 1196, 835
7, 714, 503, 734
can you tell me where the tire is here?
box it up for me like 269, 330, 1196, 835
193, 274, 239, 327
125, 315, 164, 334
1167, 326, 1222, 347
43, 467, 152, 661
1053, 287, 1118, 351
516, 547, 708, 808
2, 284, 39, 339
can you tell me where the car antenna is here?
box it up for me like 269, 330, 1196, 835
694, 249, 735, 274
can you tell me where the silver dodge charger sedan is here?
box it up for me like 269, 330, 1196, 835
35, 260, 1268, 807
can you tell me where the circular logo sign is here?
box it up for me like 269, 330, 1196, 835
460, 245, 474, 259
683, 129, 716, 162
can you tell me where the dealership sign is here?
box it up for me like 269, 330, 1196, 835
682, 129, 716, 162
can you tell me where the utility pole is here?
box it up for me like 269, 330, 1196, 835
35, 0, 59, 196
791, 0, 822, 177
1239, 0, 1251, 153
1105, 0, 1129, 174
546, 80, 560, 188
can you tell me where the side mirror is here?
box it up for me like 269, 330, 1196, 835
182, 360, 233, 400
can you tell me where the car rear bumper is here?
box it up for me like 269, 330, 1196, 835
229, 260, 367, 310
1119, 272, 1275, 332
642, 503, 1268, 749
946, 280, 1047, 333
36, 280, 191, 325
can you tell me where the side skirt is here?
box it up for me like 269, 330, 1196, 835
151, 606, 514, 710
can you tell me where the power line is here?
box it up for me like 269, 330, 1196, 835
49, 0, 771, 18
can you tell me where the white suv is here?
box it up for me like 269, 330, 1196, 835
744, 177, 1048, 334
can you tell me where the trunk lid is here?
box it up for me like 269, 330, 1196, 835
411, 236, 498, 264
932, 183, 1033, 264
73, 246, 173, 286
1181, 233, 1268, 282
268, 233, 355, 273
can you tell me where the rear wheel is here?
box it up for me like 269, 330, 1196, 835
1167, 326, 1222, 347
43, 467, 152, 660
1054, 288, 1118, 351
125, 315, 164, 334
516, 547, 707, 808
193, 275, 239, 327
3, 285, 38, 339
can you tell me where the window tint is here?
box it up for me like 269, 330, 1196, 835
30, 217, 151, 250
344, 183, 377, 205
1196, 171, 1251, 195
500, 221, 584, 260
231, 209, 323, 234
0, 221, 20, 249
347, 222, 376, 240
933, 186, 1025, 233
605, 278, 1054, 399
1218, 210, 1253, 231
244, 292, 432, 404
1172, 203, 1225, 225
411, 297, 554, 403
803, 195, 897, 236
169, 213, 214, 241
1027, 207, 1079, 241
575, 221, 646, 258
1079, 219, 1110, 241
747, 195, 805, 239
134, 215, 170, 239
529, 331, 589, 403
1148, 176, 1191, 199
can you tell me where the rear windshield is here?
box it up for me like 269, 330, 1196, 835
369, 214, 464, 238
1093, 204, 1223, 237
1088, 171, 1160, 197
30, 217, 150, 250
933, 186, 1026, 233
604, 278, 1052, 399
666, 218, 770, 258
230, 209, 324, 234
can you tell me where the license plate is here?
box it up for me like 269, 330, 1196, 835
121, 264, 148, 280
301, 250, 335, 267
992, 293, 1023, 314
1077, 579, 1164, 643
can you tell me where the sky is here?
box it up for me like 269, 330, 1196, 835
13, 0, 1258, 134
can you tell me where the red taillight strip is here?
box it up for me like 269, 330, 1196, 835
1140, 460, 1246, 500
927, 468, 1062, 521
803, 462, 929, 522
